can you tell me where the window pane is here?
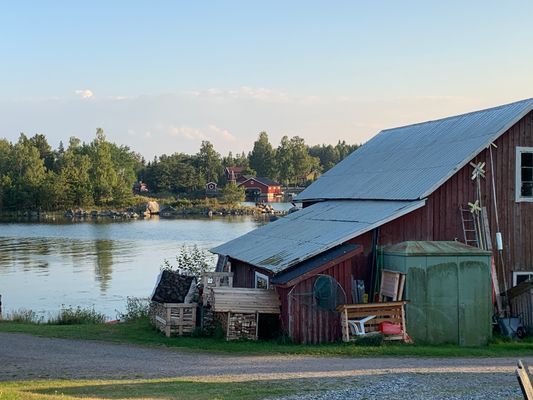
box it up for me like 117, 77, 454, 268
522, 152, 533, 167
516, 274, 533, 286
522, 182, 533, 197
256, 277, 268, 289
522, 167, 533, 182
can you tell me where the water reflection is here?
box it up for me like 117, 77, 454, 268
94, 240, 113, 292
0, 216, 262, 317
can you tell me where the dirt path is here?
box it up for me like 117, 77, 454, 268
0, 332, 528, 399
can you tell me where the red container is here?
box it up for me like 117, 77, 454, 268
379, 321, 402, 335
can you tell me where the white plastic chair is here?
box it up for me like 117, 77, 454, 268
348, 315, 376, 335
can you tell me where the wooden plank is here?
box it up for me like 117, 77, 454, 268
517, 360, 533, 400
380, 270, 401, 301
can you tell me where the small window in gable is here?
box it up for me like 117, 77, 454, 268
255, 271, 269, 289
513, 271, 533, 287
516, 147, 533, 202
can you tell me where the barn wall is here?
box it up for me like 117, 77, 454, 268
230, 259, 273, 288
375, 110, 533, 284
277, 254, 362, 344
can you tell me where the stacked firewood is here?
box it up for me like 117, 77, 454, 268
151, 270, 196, 303
222, 312, 258, 340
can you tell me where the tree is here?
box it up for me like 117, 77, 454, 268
89, 128, 118, 205
10, 135, 47, 209
197, 141, 222, 185
249, 132, 275, 178
220, 182, 245, 204
276, 136, 294, 186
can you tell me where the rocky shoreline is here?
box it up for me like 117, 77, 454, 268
0, 201, 292, 222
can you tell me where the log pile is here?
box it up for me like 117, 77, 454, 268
151, 271, 197, 304
219, 312, 258, 340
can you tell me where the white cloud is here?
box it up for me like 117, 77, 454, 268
75, 89, 94, 99
165, 125, 208, 141
208, 124, 236, 142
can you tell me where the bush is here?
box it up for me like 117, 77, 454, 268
162, 244, 215, 276
48, 305, 106, 325
6, 308, 42, 323
117, 297, 150, 322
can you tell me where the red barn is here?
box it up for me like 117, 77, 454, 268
211, 98, 533, 343
238, 176, 282, 198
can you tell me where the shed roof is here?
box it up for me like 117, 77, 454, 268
270, 243, 362, 285
239, 176, 281, 187
211, 199, 425, 272
382, 241, 492, 256
297, 98, 533, 202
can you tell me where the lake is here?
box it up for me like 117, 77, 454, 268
0, 216, 266, 319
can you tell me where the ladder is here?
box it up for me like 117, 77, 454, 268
460, 207, 480, 248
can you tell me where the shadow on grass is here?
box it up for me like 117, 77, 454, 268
27, 378, 333, 400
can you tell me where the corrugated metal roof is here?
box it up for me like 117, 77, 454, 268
382, 241, 492, 256
297, 98, 533, 201
270, 243, 361, 285
210, 199, 425, 272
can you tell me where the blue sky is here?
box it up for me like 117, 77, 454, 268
1, 1, 532, 158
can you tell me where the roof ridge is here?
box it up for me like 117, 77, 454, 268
379, 97, 533, 134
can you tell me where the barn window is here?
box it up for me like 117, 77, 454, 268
513, 271, 533, 287
516, 147, 533, 202
254, 271, 269, 289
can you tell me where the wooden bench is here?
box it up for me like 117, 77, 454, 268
338, 301, 409, 342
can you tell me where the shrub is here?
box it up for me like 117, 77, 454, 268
117, 297, 150, 322
162, 244, 215, 276
6, 308, 42, 323
48, 305, 106, 325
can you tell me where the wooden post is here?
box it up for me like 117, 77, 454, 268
165, 306, 171, 337
255, 312, 259, 340
401, 303, 407, 342
517, 360, 533, 400
226, 312, 231, 340
343, 308, 350, 342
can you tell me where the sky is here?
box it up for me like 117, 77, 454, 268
1, 0, 532, 159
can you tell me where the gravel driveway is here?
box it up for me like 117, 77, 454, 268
0, 332, 528, 399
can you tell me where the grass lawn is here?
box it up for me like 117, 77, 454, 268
0, 376, 338, 400
1, 318, 533, 357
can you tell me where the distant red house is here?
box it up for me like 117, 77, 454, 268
238, 177, 282, 198
224, 166, 244, 182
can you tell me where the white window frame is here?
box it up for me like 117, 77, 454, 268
515, 146, 533, 202
512, 271, 533, 287
254, 271, 269, 289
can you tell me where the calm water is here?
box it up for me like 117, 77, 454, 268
0, 216, 263, 319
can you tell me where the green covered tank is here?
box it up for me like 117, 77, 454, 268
382, 241, 492, 346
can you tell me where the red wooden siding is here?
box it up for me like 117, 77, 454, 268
277, 254, 363, 344
343, 110, 533, 287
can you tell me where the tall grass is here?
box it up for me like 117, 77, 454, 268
47, 306, 106, 325
5, 308, 42, 323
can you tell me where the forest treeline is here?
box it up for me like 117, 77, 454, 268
0, 130, 359, 211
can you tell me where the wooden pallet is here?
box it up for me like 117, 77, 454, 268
208, 287, 280, 314
150, 302, 197, 337
338, 301, 409, 342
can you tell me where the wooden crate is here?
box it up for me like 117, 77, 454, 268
337, 301, 409, 342
150, 302, 197, 337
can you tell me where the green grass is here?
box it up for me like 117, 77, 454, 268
0, 377, 335, 399
1, 318, 533, 357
